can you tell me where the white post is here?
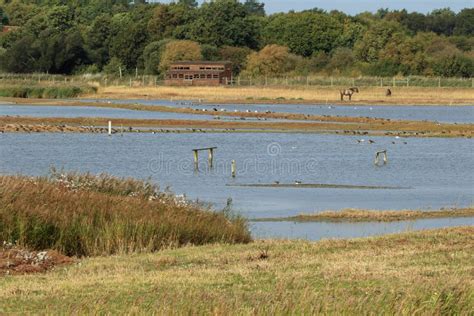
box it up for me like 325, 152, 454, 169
108, 121, 112, 136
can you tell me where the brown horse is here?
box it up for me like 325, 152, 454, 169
340, 87, 359, 101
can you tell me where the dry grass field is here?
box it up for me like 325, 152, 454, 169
1, 227, 473, 314
92, 85, 474, 106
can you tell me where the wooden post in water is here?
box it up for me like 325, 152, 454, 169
192, 147, 217, 171
208, 148, 214, 168
108, 121, 112, 136
231, 160, 236, 178
120, 124, 123, 137
374, 150, 388, 166
193, 150, 199, 170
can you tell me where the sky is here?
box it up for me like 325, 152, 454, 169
160, 0, 472, 14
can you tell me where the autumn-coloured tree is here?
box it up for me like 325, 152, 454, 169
243, 45, 293, 77
159, 40, 202, 72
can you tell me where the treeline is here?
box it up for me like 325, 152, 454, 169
0, 0, 473, 78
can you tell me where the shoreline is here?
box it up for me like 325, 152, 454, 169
1, 118, 472, 138
1, 99, 473, 138
253, 207, 474, 222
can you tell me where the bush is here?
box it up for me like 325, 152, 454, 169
0, 172, 251, 256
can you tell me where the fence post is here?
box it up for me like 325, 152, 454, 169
438, 77, 441, 88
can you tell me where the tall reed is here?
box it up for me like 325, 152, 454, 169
0, 172, 251, 256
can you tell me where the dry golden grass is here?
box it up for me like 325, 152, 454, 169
0, 227, 473, 314
0, 173, 250, 257
91, 85, 474, 105
255, 207, 474, 222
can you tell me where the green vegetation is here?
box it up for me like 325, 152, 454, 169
1, 227, 473, 314
0, 171, 250, 256
0, 85, 96, 98
0, 1, 472, 78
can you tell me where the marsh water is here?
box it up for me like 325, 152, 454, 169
1, 101, 473, 240
80, 98, 474, 123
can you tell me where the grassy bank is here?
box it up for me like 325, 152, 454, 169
0, 172, 250, 256
1, 227, 473, 314
254, 207, 474, 222
92, 86, 474, 106
0, 85, 96, 99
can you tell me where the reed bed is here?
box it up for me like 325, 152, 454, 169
0, 85, 96, 99
0, 172, 250, 256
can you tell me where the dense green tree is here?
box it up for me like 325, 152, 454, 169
182, 0, 261, 49
0, 1, 472, 77
85, 15, 112, 69
454, 8, 474, 36
0, 7, 9, 27
263, 11, 343, 57
109, 19, 148, 70
219, 45, 252, 74
353, 20, 404, 62
142, 39, 170, 75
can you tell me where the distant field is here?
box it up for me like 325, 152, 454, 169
95, 85, 474, 106
0, 73, 472, 105
1, 227, 472, 314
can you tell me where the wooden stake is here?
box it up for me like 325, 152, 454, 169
231, 160, 236, 178
208, 148, 214, 168
193, 150, 199, 170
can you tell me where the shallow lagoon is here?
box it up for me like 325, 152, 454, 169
80, 98, 474, 123
1, 132, 472, 239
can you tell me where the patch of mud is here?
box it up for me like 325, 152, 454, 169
0, 246, 74, 275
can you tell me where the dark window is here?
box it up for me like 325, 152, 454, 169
200, 74, 206, 79
213, 74, 219, 79
207, 74, 212, 79
179, 74, 184, 79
